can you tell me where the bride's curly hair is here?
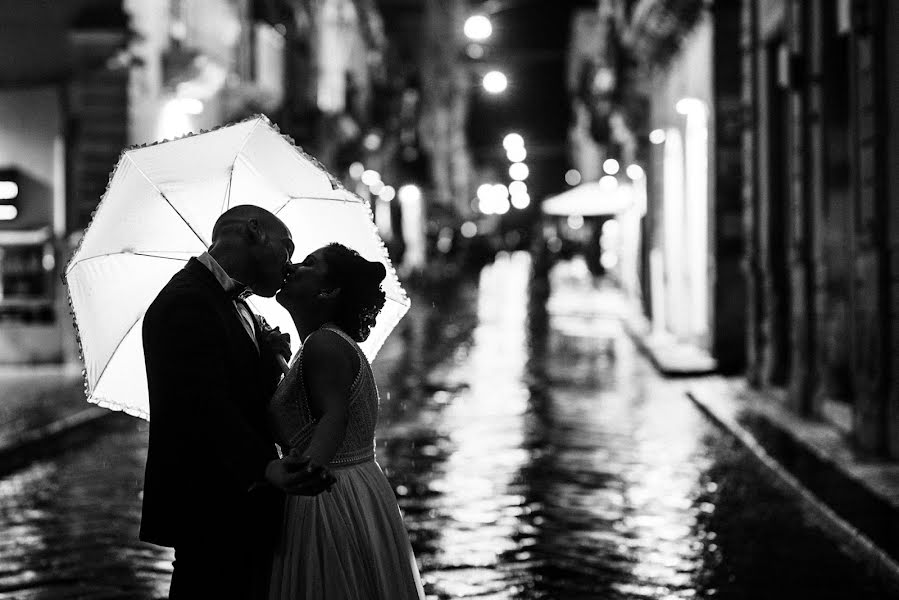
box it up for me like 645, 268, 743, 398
322, 243, 387, 342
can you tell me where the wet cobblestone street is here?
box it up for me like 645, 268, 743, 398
0, 253, 896, 599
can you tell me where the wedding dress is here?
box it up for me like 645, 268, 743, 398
267, 324, 425, 599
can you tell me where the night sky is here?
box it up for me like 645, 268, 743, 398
465, 1, 595, 204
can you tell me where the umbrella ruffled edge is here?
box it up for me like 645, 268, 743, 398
61, 112, 410, 409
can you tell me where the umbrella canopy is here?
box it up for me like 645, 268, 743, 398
63, 115, 409, 420
541, 181, 635, 217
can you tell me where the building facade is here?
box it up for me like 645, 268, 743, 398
571, 0, 746, 373
579, 0, 897, 458
741, 0, 898, 457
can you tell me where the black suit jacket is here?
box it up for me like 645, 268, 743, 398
140, 257, 283, 549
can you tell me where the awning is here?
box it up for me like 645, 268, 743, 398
541, 181, 634, 216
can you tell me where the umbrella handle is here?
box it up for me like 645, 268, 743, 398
277, 354, 290, 376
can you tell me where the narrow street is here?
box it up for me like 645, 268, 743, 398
0, 254, 895, 599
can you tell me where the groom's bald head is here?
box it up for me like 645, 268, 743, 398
212, 205, 288, 243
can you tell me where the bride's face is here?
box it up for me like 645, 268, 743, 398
276, 248, 331, 308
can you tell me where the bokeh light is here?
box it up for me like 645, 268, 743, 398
626, 164, 645, 180
599, 175, 618, 191
482, 71, 508, 94
378, 185, 396, 201
509, 181, 527, 196
509, 162, 529, 181
567, 214, 584, 230
564, 169, 581, 186
361, 169, 381, 186
602, 158, 620, 175
511, 193, 530, 209
461, 221, 478, 238
506, 145, 526, 162
348, 162, 365, 179
503, 133, 524, 150
464, 15, 492, 41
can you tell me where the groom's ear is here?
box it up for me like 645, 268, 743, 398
246, 218, 267, 244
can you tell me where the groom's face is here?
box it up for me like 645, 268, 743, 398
250, 220, 294, 297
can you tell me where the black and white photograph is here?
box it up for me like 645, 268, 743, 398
0, 0, 897, 598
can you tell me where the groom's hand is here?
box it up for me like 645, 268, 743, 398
265, 454, 336, 496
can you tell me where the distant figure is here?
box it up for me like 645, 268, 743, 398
141, 205, 334, 599
268, 242, 425, 599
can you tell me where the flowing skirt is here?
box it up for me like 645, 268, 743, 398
269, 460, 425, 600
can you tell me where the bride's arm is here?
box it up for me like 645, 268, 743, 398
299, 329, 357, 467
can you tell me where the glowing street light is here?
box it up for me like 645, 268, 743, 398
602, 158, 620, 175
509, 181, 527, 196
676, 97, 706, 116
599, 175, 618, 191
506, 145, 526, 162
509, 162, 529, 181
511, 192, 530, 209
626, 164, 645, 180
482, 70, 508, 94
361, 169, 381, 186
461, 221, 478, 238
502, 132, 524, 150
397, 184, 422, 204
0, 181, 18, 200
378, 185, 396, 201
464, 15, 492, 41
348, 162, 365, 179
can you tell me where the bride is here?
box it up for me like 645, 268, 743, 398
268, 242, 425, 600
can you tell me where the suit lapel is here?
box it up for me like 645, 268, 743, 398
184, 258, 262, 361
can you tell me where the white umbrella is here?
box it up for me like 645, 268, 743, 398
63, 114, 409, 420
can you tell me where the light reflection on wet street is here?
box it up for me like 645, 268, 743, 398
0, 253, 896, 599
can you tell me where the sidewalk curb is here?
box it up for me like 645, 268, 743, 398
686, 389, 899, 587
621, 315, 717, 377
0, 407, 115, 476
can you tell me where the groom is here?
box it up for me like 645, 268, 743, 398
141, 205, 334, 599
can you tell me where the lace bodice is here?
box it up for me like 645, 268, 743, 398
268, 325, 379, 468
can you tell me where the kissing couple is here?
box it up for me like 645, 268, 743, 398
139, 205, 425, 599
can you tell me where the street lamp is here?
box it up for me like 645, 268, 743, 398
482, 70, 508, 94
509, 181, 527, 196
602, 158, 620, 175
378, 185, 396, 201
361, 169, 381, 186
502, 133, 524, 150
626, 164, 645, 180
509, 162, 529, 181
649, 129, 666, 144
464, 15, 492, 41
506, 145, 526, 162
